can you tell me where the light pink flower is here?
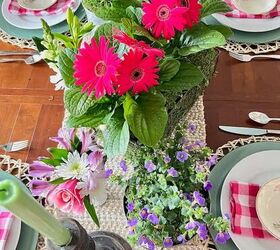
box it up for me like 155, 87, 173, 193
29, 161, 54, 178
47, 179, 85, 215
50, 128, 75, 151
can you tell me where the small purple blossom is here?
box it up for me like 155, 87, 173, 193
50, 128, 75, 150
128, 230, 135, 235
185, 221, 198, 230
183, 192, 193, 202
105, 169, 113, 178
215, 232, 230, 244
127, 203, 135, 213
195, 140, 206, 147
177, 235, 187, 244
193, 191, 206, 206
163, 237, 173, 248
188, 123, 196, 133
207, 155, 218, 167
138, 236, 155, 250
139, 208, 149, 220
144, 161, 156, 172
203, 181, 213, 191
167, 167, 178, 177
197, 223, 208, 240
176, 151, 188, 163
163, 155, 171, 164
120, 160, 128, 172
29, 161, 54, 178
128, 218, 138, 227
147, 213, 159, 225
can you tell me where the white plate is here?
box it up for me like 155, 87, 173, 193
1, 0, 80, 30
233, 0, 277, 15
220, 150, 280, 250
0, 207, 21, 250
17, 0, 58, 11
212, 13, 280, 33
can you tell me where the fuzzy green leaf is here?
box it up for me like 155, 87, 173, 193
48, 148, 69, 160
159, 59, 181, 82
201, 0, 232, 18
40, 158, 62, 167
58, 49, 76, 87
84, 196, 100, 227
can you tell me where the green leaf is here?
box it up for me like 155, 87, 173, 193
94, 22, 120, 40
103, 108, 130, 158
48, 148, 69, 160
58, 49, 76, 87
201, 0, 232, 18
158, 62, 203, 92
84, 196, 100, 227
126, 6, 143, 24
159, 59, 181, 82
124, 93, 168, 147
40, 158, 62, 167
64, 88, 96, 116
50, 178, 67, 185
206, 25, 233, 39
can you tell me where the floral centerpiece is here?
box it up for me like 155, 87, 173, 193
112, 125, 230, 249
28, 128, 112, 227
34, 0, 232, 158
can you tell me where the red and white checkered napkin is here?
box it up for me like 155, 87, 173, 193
230, 181, 276, 238
0, 211, 14, 250
8, 0, 76, 16
224, 0, 280, 19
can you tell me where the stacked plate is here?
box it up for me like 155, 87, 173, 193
0, 0, 85, 39
209, 142, 280, 250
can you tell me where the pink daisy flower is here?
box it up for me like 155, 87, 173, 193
180, 0, 202, 28
113, 29, 165, 58
73, 36, 121, 99
115, 49, 160, 95
142, 0, 188, 40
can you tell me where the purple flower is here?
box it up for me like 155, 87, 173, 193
138, 236, 155, 250
193, 191, 206, 206
167, 167, 178, 177
88, 150, 104, 171
176, 151, 188, 163
29, 180, 53, 196
188, 123, 196, 133
177, 234, 187, 244
215, 232, 230, 244
120, 160, 128, 172
207, 155, 218, 167
147, 213, 159, 225
50, 128, 75, 150
29, 161, 54, 178
128, 217, 138, 227
185, 221, 198, 230
127, 203, 135, 213
163, 237, 173, 248
144, 161, 156, 172
105, 169, 113, 178
163, 155, 171, 164
139, 208, 149, 220
195, 140, 206, 147
203, 181, 213, 191
197, 223, 208, 240
183, 192, 193, 202
128, 230, 135, 235
77, 128, 95, 154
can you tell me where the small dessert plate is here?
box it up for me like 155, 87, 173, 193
17, 0, 58, 11
233, 0, 277, 15
256, 177, 280, 240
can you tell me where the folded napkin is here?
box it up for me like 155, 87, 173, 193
0, 211, 14, 250
230, 181, 274, 238
224, 0, 280, 19
8, 0, 76, 16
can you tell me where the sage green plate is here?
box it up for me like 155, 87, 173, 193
204, 16, 280, 44
0, 171, 38, 250
209, 141, 280, 250
0, 3, 85, 40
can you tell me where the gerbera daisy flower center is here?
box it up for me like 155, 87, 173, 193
157, 4, 171, 21
131, 68, 144, 82
94, 61, 107, 77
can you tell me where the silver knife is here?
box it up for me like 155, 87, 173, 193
219, 126, 280, 136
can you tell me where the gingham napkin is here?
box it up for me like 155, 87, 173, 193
224, 0, 280, 18
8, 0, 76, 16
0, 211, 14, 250
230, 181, 275, 238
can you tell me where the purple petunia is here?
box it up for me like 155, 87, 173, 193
177, 234, 187, 244
185, 221, 198, 230
144, 161, 156, 172
105, 169, 113, 178
167, 167, 178, 177
139, 208, 149, 220
203, 180, 213, 191
193, 191, 206, 206
176, 151, 188, 163
163, 237, 173, 248
127, 202, 135, 213
138, 235, 155, 250
128, 217, 138, 227
147, 213, 159, 225
188, 123, 196, 133
120, 160, 128, 172
207, 155, 218, 167
163, 155, 171, 164
215, 232, 231, 244
197, 223, 208, 240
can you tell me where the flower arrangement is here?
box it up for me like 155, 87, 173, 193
111, 125, 230, 249
35, 0, 232, 159
28, 128, 111, 227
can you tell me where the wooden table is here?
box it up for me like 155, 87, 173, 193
0, 41, 279, 162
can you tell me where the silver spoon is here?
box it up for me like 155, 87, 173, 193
249, 111, 280, 125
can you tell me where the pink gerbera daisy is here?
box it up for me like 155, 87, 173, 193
142, 0, 188, 40
180, 0, 202, 28
73, 36, 121, 99
115, 49, 160, 95
113, 29, 165, 58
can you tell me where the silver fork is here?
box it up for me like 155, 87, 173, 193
0, 140, 29, 152
229, 52, 280, 62
0, 54, 42, 64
